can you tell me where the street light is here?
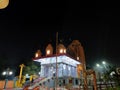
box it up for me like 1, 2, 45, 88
96, 63, 103, 81
96, 61, 108, 70
102, 61, 107, 70
95, 61, 108, 82
2, 70, 13, 76
102, 61, 106, 65
2, 68, 13, 78
2, 68, 13, 89
96, 64, 100, 67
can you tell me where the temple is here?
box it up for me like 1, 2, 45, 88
34, 54, 80, 78
32, 42, 83, 88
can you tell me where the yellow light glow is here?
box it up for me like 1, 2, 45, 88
59, 49, 63, 53
47, 50, 50, 55
64, 49, 66, 53
35, 53, 38, 58
0, 0, 9, 9
77, 57, 79, 60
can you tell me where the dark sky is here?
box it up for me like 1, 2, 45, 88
0, 0, 120, 68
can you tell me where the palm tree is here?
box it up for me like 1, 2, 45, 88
103, 65, 120, 86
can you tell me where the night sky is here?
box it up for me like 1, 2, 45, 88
0, 0, 120, 68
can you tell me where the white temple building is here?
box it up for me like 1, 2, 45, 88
32, 43, 83, 88
34, 54, 80, 78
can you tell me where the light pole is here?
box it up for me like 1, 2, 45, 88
96, 61, 108, 82
96, 63, 103, 82
55, 32, 58, 90
96, 61, 108, 70
102, 61, 107, 70
2, 68, 13, 89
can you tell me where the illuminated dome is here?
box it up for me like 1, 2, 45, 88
35, 50, 42, 58
57, 44, 66, 54
45, 44, 53, 56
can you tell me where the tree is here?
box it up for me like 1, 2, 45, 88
103, 65, 120, 86
22, 61, 40, 76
